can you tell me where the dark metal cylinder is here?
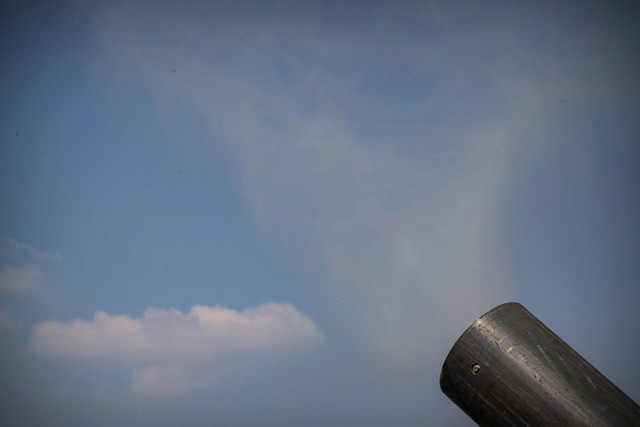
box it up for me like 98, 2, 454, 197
440, 302, 640, 426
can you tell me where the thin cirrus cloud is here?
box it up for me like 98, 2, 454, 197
30, 303, 323, 363
5, 238, 63, 263
130, 364, 213, 396
0, 263, 44, 293
0, 308, 16, 331
0, 238, 61, 293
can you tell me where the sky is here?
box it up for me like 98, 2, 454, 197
1, 1, 639, 426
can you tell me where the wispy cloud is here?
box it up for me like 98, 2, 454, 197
30, 303, 322, 362
5, 239, 63, 263
0, 239, 61, 293
80, 0, 532, 375
0, 308, 17, 331
0, 264, 44, 293
130, 364, 212, 396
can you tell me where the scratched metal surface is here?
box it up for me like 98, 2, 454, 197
440, 302, 640, 426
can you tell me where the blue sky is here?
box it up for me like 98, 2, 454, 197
1, 1, 639, 426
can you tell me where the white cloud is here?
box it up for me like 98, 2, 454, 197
30, 303, 322, 362
130, 364, 212, 396
0, 264, 44, 293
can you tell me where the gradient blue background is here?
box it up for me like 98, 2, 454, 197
1, 1, 639, 426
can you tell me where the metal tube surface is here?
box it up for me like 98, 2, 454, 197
440, 302, 640, 426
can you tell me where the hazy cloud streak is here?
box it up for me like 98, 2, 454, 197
5, 238, 63, 263
130, 364, 213, 396
79, 0, 640, 410
0, 239, 60, 293
80, 0, 544, 375
0, 264, 44, 293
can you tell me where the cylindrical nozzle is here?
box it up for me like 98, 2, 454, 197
440, 302, 640, 426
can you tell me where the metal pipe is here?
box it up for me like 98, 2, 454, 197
440, 302, 640, 426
